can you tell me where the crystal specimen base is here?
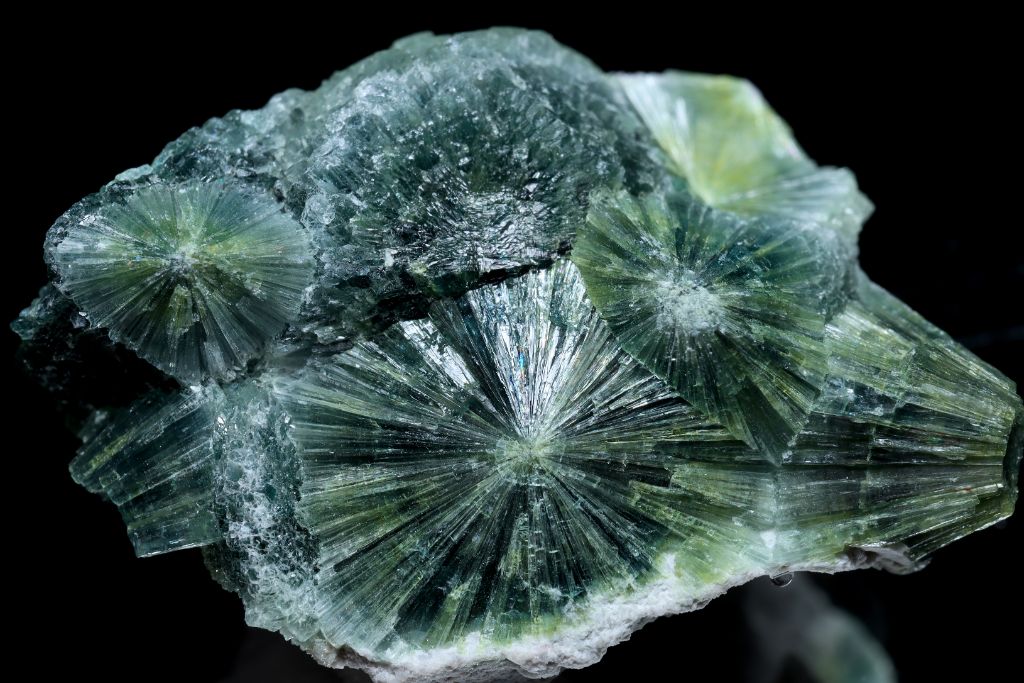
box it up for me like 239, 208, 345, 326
12, 28, 1022, 683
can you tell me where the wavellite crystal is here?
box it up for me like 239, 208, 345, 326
12, 28, 1022, 682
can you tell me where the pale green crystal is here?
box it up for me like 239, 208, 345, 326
12, 27, 1021, 683
618, 71, 872, 240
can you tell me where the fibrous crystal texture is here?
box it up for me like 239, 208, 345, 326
48, 181, 314, 382
13, 28, 1022, 683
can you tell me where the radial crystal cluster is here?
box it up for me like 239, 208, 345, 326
13, 28, 1022, 683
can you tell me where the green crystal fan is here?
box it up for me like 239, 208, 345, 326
47, 181, 315, 382
11, 28, 1021, 683
572, 184, 849, 454
278, 260, 749, 652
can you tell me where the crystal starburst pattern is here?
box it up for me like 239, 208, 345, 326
47, 181, 314, 382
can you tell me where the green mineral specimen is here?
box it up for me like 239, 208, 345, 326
11, 28, 1021, 683
278, 260, 748, 652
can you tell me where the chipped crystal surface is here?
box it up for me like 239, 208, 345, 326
12, 28, 1022, 683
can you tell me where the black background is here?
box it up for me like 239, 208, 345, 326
6, 14, 1021, 683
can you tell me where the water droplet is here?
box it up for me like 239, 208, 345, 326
770, 572, 793, 587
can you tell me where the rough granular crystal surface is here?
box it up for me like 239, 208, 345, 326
12, 28, 1022, 683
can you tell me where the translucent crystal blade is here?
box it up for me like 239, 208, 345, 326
70, 388, 221, 556
618, 72, 872, 238
785, 273, 1022, 560
573, 186, 849, 454
48, 181, 314, 383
